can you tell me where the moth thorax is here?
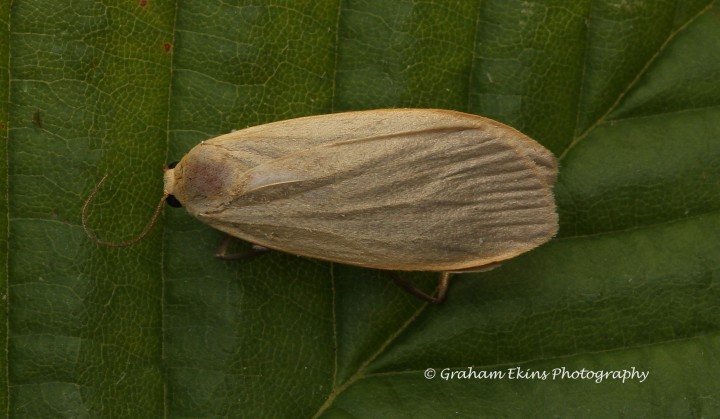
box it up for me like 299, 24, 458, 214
174, 149, 238, 210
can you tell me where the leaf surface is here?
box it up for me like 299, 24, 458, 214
2, 0, 719, 417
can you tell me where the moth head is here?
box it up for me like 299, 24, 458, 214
163, 161, 183, 208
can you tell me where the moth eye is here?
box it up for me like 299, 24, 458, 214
166, 194, 182, 208
168, 161, 179, 169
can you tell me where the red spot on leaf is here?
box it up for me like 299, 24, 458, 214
139, 0, 148, 7
163, 42, 172, 53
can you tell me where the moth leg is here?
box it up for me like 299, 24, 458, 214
390, 271, 452, 305
215, 235, 270, 261
451, 261, 502, 273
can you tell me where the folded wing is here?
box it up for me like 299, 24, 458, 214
198, 114, 557, 271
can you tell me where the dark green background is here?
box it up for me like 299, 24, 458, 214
1, 0, 719, 417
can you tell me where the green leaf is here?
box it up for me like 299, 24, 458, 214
3, 0, 720, 417
0, 0, 8, 415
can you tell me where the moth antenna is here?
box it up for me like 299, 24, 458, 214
82, 173, 168, 247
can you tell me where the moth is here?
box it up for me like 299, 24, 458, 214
84, 109, 558, 303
